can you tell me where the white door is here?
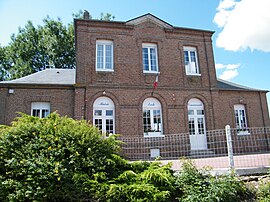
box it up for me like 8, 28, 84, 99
93, 97, 115, 135
188, 99, 207, 150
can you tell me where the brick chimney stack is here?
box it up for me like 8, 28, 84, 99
83, 10, 90, 20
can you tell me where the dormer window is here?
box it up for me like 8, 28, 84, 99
142, 43, 158, 73
96, 40, 113, 71
184, 47, 200, 76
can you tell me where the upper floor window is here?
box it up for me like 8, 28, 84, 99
31, 102, 50, 118
234, 104, 248, 130
184, 47, 200, 75
96, 40, 113, 71
142, 43, 158, 73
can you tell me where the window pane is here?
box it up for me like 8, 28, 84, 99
198, 118, 205, 134
197, 110, 204, 115
32, 109, 40, 117
142, 48, 149, 71
105, 45, 112, 69
188, 110, 194, 115
184, 51, 189, 66
94, 110, 102, 116
153, 110, 161, 132
106, 119, 114, 134
106, 110, 113, 116
189, 118, 195, 135
94, 119, 102, 131
143, 110, 151, 132
190, 51, 196, 62
41, 109, 49, 118
150, 48, 157, 71
240, 110, 247, 128
97, 45, 104, 69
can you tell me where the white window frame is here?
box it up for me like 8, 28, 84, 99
143, 98, 163, 137
184, 46, 200, 76
234, 104, 249, 135
93, 97, 115, 135
142, 43, 159, 73
31, 102, 50, 118
96, 40, 114, 72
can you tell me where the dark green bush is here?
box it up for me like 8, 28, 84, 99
0, 113, 123, 201
75, 161, 176, 202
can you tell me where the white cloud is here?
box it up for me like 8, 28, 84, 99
215, 63, 240, 70
217, 0, 238, 10
216, 63, 240, 80
214, 0, 270, 52
219, 69, 239, 80
215, 63, 226, 69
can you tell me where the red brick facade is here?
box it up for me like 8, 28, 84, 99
74, 14, 269, 138
0, 14, 269, 142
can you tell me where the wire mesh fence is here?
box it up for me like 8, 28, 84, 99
117, 126, 270, 170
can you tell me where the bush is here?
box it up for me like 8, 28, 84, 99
175, 160, 252, 202
0, 113, 123, 201
257, 177, 270, 202
0, 113, 258, 201
75, 161, 177, 201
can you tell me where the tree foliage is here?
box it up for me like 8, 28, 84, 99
0, 11, 115, 81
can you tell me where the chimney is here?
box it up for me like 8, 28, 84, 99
83, 10, 90, 20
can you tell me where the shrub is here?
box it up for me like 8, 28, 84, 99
0, 113, 123, 201
175, 160, 252, 202
75, 161, 177, 202
257, 177, 270, 202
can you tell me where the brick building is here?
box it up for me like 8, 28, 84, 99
0, 13, 269, 152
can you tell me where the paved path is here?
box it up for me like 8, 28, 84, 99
160, 153, 270, 171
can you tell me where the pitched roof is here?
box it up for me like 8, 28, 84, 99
217, 79, 268, 92
0, 69, 75, 85
126, 13, 173, 29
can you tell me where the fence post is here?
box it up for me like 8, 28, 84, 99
225, 125, 235, 170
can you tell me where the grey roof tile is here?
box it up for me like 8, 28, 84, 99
217, 79, 268, 92
0, 69, 75, 85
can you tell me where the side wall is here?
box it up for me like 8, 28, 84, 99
212, 90, 270, 129
0, 86, 74, 125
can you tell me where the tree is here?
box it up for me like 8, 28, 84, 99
0, 46, 10, 81
0, 11, 115, 81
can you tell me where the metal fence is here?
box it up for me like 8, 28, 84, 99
117, 126, 270, 170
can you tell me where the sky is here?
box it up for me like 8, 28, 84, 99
0, 0, 269, 114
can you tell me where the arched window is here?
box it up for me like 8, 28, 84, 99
188, 98, 207, 150
143, 98, 163, 137
93, 97, 115, 134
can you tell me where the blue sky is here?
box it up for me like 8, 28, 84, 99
0, 0, 269, 113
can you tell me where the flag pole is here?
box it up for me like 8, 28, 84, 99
151, 72, 160, 96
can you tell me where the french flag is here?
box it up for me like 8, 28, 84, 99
153, 73, 159, 90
